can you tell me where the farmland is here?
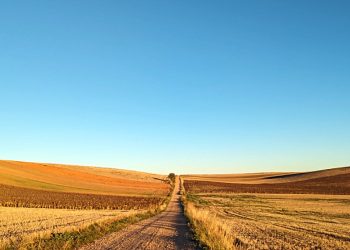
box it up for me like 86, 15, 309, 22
184, 173, 350, 195
0, 207, 138, 249
183, 166, 350, 184
0, 184, 163, 210
0, 160, 171, 249
182, 167, 350, 250
0, 160, 168, 196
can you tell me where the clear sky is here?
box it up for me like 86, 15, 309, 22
1, 1, 349, 174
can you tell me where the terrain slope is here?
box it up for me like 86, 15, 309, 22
184, 166, 350, 184
0, 160, 168, 196
184, 166, 350, 195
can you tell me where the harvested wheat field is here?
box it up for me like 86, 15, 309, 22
0, 207, 139, 249
182, 167, 350, 250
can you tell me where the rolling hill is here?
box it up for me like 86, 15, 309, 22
0, 160, 169, 196
183, 166, 350, 185
183, 166, 350, 195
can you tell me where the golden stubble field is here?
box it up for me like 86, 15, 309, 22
0, 207, 138, 249
182, 167, 350, 250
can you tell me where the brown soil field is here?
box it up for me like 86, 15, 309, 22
0, 184, 163, 210
184, 172, 350, 195
0, 160, 168, 196
183, 166, 350, 184
182, 172, 295, 184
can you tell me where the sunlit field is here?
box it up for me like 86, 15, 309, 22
185, 193, 350, 249
182, 168, 350, 250
0, 160, 171, 249
0, 207, 139, 248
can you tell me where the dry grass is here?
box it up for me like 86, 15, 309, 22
184, 201, 235, 250
0, 207, 139, 249
184, 192, 350, 250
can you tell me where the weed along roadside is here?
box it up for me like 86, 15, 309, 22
180, 176, 234, 250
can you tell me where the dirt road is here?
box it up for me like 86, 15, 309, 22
80, 177, 199, 250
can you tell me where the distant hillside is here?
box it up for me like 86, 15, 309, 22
263, 166, 350, 183
183, 166, 350, 184
183, 166, 350, 195
0, 160, 168, 196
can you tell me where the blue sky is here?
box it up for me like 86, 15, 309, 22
1, 1, 349, 174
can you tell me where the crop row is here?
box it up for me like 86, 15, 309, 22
0, 184, 163, 210
184, 173, 350, 195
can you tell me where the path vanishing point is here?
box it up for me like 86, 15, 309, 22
80, 177, 199, 250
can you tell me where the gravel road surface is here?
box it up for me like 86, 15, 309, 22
80, 177, 199, 250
